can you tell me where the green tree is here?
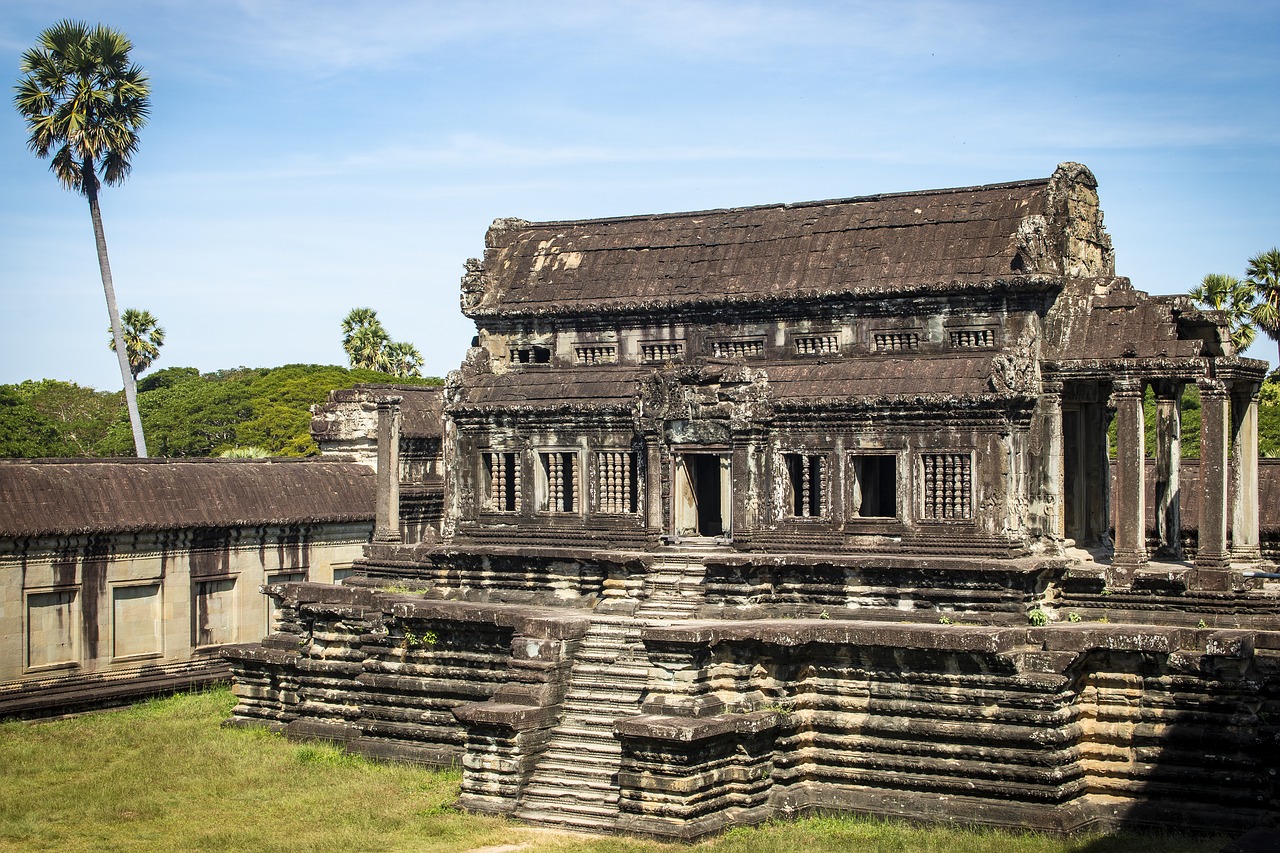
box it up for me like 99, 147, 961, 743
1247, 248, 1280, 372
14, 20, 151, 457
341, 308, 390, 370
340, 307, 423, 376
0, 380, 122, 457
99, 364, 440, 458
108, 308, 164, 378
382, 340, 424, 378
1190, 272, 1258, 352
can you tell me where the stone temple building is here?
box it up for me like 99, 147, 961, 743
228, 164, 1279, 839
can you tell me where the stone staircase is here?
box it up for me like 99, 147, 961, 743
512, 615, 647, 830
636, 551, 709, 620
513, 550, 710, 832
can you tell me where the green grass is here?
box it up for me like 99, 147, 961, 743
0, 690, 1225, 853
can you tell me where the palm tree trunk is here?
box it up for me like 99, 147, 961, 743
87, 179, 148, 458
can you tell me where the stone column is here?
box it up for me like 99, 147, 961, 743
1152, 381, 1183, 559
374, 396, 403, 544
1040, 380, 1064, 542
1192, 380, 1231, 589
1108, 378, 1147, 585
1230, 383, 1261, 566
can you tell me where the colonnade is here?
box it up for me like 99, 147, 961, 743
1106, 376, 1261, 590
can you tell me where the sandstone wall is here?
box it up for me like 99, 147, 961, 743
0, 523, 369, 719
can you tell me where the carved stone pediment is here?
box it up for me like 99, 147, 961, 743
636, 364, 772, 433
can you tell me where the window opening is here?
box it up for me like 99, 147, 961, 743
949, 329, 995, 349
510, 346, 551, 364
784, 453, 826, 518
922, 453, 972, 520
597, 451, 638, 514
483, 451, 519, 512
641, 342, 683, 362
849, 455, 897, 518
794, 335, 840, 355
538, 451, 579, 513
574, 345, 617, 365
712, 339, 765, 358
874, 332, 920, 352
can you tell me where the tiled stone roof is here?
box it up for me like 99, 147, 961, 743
467, 177, 1053, 318
0, 458, 374, 537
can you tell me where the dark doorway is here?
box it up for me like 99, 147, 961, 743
674, 453, 729, 537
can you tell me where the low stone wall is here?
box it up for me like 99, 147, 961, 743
224, 583, 589, 777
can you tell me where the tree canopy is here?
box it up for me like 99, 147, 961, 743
340, 307, 424, 378
1247, 248, 1280, 371
108, 308, 165, 378
1, 365, 440, 459
1190, 273, 1258, 352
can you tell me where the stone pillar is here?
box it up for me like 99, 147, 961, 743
1108, 378, 1147, 585
1230, 383, 1261, 566
374, 396, 403, 544
1152, 381, 1183, 559
1041, 380, 1064, 542
1192, 380, 1231, 589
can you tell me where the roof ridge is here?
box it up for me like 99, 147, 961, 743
514, 176, 1051, 230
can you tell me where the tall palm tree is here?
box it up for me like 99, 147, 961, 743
107, 308, 164, 378
1247, 248, 1280, 372
341, 307, 390, 370
1190, 272, 1259, 352
15, 20, 151, 456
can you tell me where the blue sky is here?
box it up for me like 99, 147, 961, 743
2, 0, 1278, 389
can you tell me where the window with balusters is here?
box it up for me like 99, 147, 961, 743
537, 451, 579, 513
873, 331, 920, 352
640, 342, 683, 362
595, 451, 638, 514
921, 453, 972, 520
482, 451, 519, 512
574, 345, 617, 365
783, 453, 826, 518
712, 339, 765, 358
948, 328, 995, 349
794, 334, 840, 355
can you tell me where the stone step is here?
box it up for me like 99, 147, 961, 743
512, 799, 616, 824
549, 725, 622, 744
530, 756, 619, 777
516, 799, 620, 822
570, 663, 651, 679
540, 734, 620, 755
561, 706, 636, 722
521, 775, 619, 797
564, 684, 646, 700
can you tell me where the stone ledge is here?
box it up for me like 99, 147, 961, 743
1032, 624, 1195, 653
453, 700, 560, 731
614, 710, 781, 743
221, 643, 298, 665
642, 619, 1024, 653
